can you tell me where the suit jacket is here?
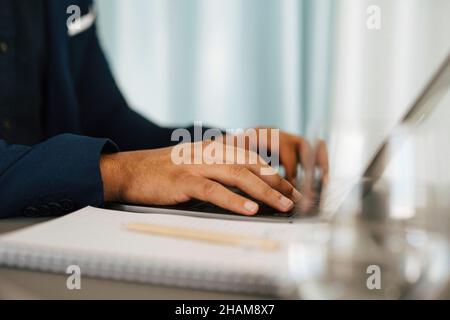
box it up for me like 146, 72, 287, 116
0, 0, 198, 218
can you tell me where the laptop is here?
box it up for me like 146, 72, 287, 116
110, 52, 450, 223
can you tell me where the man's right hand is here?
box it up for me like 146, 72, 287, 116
100, 141, 302, 216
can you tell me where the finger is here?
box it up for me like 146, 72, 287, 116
205, 166, 295, 212
316, 140, 329, 185
296, 138, 317, 210
226, 147, 302, 203
185, 176, 259, 216
298, 137, 315, 174
279, 144, 299, 186
245, 164, 302, 203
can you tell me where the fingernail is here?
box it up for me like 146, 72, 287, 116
279, 196, 294, 210
291, 189, 303, 203
244, 201, 259, 214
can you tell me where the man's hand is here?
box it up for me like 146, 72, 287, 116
277, 132, 329, 187
100, 141, 302, 216
222, 128, 329, 212
223, 128, 329, 187
257, 129, 329, 211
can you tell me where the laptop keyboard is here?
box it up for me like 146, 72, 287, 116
185, 199, 298, 218
145, 187, 321, 218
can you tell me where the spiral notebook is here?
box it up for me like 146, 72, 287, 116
0, 207, 320, 297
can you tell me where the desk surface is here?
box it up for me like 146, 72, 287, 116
1, 202, 449, 300
0, 218, 260, 300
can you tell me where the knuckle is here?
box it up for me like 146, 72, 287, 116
271, 174, 283, 187
202, 181, 218, 197
177, 172, 193, 182
229, 166, 247, 179
284, 182, 294, 193
225, 192, 238, 205
263, 186, 276, 199
273, 172, 283, 182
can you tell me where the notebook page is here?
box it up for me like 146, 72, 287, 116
0, 207, 325, 279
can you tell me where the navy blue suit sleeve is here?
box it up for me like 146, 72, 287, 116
0, 134, 118, 218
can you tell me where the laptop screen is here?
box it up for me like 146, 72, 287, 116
320, 53, 450, 222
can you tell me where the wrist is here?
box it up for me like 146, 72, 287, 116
100, 153, 124, 203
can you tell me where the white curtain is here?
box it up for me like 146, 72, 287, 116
96, 0, 450, 185
96, 0, 335, 136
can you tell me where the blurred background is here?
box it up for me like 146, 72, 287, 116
96, 0, 450, 232
96, 0, 335, 135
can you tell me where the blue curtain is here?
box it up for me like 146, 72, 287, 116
96, 0, 335, 138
